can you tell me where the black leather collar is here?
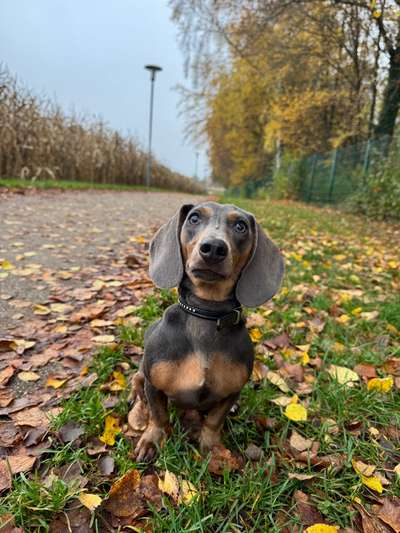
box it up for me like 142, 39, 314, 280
178, 295, 243, 331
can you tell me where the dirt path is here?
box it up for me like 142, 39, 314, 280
0, 189, 205, 400
0, 190, 204, 333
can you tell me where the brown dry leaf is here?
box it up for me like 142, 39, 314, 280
208, 445, 242, 475
252, 360, 270, 382
0, 422, 20, 447
17, 371, 40, 382
290, 431, 314, 453
376, 497, 400, 532
264, 332, 291, 350
356, 503, 394, 533
1, 455, 36, 474
0, 389, 14, 408
93, 335, 115, 344
271, 395, 293, 407
294, 490, 325, 526
288, 472, 316, 481
11, 407, 48, 428
98, 455, 115, 476
0, 367, 15, 386
354, 363, 377, 380
352, 459, 376, 477
246, 313, 267, 328
105, 469, 145, 518
71, 302, 108, 323
0, 461, 12, 492
127, 399, 149, 432
59, 422, 85, 444
383, 358, 400, 376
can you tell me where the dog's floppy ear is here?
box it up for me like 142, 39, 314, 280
236, 219, 284, 307
149, 204, 193, 288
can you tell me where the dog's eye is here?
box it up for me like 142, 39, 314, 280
234, 220, 247, 233
188, 213, 201, 225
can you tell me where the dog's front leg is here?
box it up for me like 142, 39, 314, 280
199, 393, 239, 453
134, 379, 168, 461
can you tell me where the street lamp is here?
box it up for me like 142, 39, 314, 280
144, 64, 162, 188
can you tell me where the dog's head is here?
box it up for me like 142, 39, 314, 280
149, 202, 284, 306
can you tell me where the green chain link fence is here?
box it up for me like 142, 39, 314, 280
227, 135, 391, 204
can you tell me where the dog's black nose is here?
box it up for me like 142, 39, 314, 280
199, 239, 228, 264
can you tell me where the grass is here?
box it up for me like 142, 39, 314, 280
1, 198, 399, 531
0, 177, 190, 193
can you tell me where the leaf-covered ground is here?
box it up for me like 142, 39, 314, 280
0, 194, 400, 532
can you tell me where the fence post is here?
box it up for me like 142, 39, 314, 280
328, 148, 338, 203
362, 138, 371, 183
307, 154, 317, 201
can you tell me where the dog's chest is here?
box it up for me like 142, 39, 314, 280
149, 351, 249, 401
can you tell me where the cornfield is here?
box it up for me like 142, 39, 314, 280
0, 65, 202, 193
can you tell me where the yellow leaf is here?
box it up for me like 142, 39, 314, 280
266, 371, 290, 393
333, 342, 345, 353
296, 344, 311, 352
305, 526, 339, 533
18, 371, 40, 382
99, 415, 121, 446
78, 492, 102, 511
93, 335, 115, 344
33, 304, 51, 315
351, 307, 362, 316
284, 403, 307, 422
360, 474, 383, 493
301, 352, 310, 365
158, 470, 180, 500
249, 328, 262, 343
388, 260, 398, 269
327, 365, 359, 386
336, 314, 350, 324
394, 464, 400, 477
367, 376, 393, 393
0, 260, 14, 270
387, 324, 399, 335
50, 303, 72, 314
109, 370, 126, 391
46, 377, 67, 389
179, 479, 198, 505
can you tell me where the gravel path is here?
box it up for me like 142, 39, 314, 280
0, 189, 205, 334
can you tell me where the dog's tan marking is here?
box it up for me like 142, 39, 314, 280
150, 352, 249, 399
150, 355, 205, 396
208, 353, 249, 397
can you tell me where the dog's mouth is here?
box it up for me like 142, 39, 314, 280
190, 268, 226, 282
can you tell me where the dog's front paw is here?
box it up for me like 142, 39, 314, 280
134, 423, 165, 462
199, 425, 222, 454
128, 371, 145, 406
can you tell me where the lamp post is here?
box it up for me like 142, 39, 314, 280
144, 64, 162, 188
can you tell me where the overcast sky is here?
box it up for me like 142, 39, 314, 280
0, 0, 207, 179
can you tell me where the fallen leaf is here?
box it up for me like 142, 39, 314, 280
17, 371, 40, 382
0, 462, 12, 492
294, 490, 325, 526
93, 335, 115, 344
78, 492, 102, 511
288, 472, 315, 480
179, 479, 198, 504
158, 470, 180, 502
367, 377, 393, 393
1, 455, 36, 474
285, 403, 308, 422
361, 474, 383, 493
99, 415, 121, 446
290, 431, 314, 452
252, 360, 270, 381
327, 365, 359, 386
105, 469, 144, 518
208, 445, 242, 475
59, 422, 85, 444
249, 328, 262, 343
305, 525, 339, 533
0, 367, 15, 386
46, 377, 67, 389
11, 407, 48, 428
376, 497, 400, 532
98, 455, 115, 476
127, 399, 149, 432
352, 459, 376, 477
266, 370, 290, 392
33, 304, 51, 315
271, 395, 293, 407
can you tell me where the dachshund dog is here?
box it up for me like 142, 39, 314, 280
132, 202, 284, 461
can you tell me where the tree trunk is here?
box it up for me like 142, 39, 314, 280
375, 45, 400, 140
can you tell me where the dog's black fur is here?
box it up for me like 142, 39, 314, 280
132, 202, 284, 460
